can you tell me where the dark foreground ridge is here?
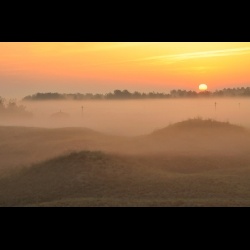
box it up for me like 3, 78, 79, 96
1, 149, 250, 207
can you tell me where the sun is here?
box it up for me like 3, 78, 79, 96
199, 83, 208, 91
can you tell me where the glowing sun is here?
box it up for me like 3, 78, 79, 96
199, 83, 208, 91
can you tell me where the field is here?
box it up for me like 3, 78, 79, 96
1, 118, 250, 207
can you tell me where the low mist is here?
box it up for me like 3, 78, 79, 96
0, 98, 249, 136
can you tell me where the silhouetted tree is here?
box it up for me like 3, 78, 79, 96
0, 97, 4, 107
22, 87, 250, 101
114, 89, 123, 98
133, 91, 142, 98
0, 98, 33, 118
122, 89, 132, 98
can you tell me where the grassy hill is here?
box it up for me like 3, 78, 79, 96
0, 126, 129, 174
1, 150, 250, 206
152, 118, 245, 133
143, 118, 250, 155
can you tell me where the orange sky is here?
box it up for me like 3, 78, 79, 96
1, 42, 250, 98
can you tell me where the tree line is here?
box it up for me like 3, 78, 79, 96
22, 87, 250, 101
0, 97, 33, 118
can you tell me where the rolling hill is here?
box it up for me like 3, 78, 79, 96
1, 118, 250, 174
1, 150, 250, 206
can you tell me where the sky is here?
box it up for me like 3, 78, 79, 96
1, 42, 250, 98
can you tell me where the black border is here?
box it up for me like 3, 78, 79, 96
1, 2, 249, 42
1, 18, 249, 42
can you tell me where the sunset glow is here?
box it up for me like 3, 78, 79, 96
1, 42, 250, 98
2, 42, 250, 208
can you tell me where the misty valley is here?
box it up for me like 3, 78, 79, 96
1, 97, 250, 206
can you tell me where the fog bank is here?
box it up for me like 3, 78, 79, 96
0, 98, 249, 136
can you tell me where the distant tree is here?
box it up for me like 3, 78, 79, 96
22, 87, 250, 101
122, 90, 132, 98
112, 89, 132, 99
170, 89, 196, 98
187, 91, 197, 97
0, 97, 5, 113
94, 94, 103, 99
170, 90, 178, 97
133, 91, 142, 99
105, 92, 114, 99
198, 91, 211, 97
0, 98, 33, 118
0, 96, 4, 106
114, 89, 123, 98
23, 92, 65, 101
